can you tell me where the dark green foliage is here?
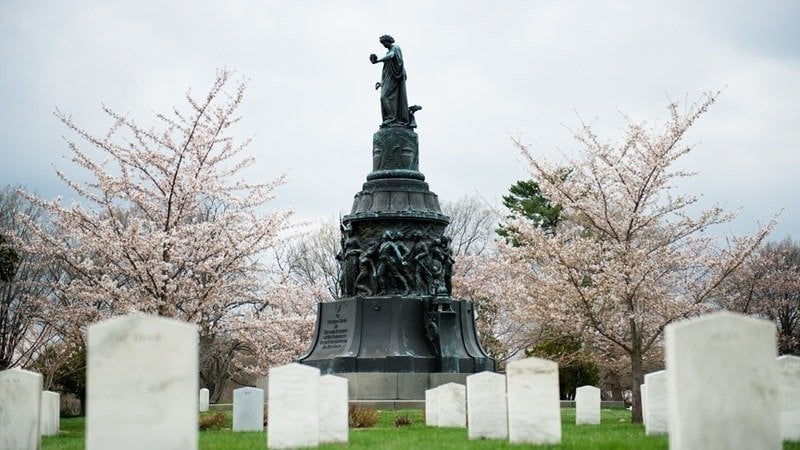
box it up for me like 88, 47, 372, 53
55, 347, 86, 413
528, 335, 600, 400
497, 178, 563, 243
32, 345, 87, 414
53, 347, 87, 409
0, 233, 19, 282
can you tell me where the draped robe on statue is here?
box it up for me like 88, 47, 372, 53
379, 44, 409, 126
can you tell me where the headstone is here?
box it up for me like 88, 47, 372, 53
86, 313, 199, 450
233, 387, 265, 432
319, 375, 348, 444
665, 311, 779, 450
255, 376, 269, 402
0, 368, 42, 450
506, 357, 561, 444
777, 355, 800, 441
643, 370, 668, 435
424, 386, 440, 426
40, 390, 61, 436
437, 383, 466, 428
641, 383, 648, 427
575, 385, 600, 425
466, 371, 507, 440
199, 388, 209, 412
267, 363, 320, 449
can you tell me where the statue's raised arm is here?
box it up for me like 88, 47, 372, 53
370, 35, 410, 127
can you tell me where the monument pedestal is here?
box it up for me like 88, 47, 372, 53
339, 372, 471, 409
299, 296, 494, 374
257, 371, 472, 409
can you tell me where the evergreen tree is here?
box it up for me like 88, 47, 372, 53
497, 178, 563, 242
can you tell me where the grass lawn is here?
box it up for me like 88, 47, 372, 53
43, 408, 800, 449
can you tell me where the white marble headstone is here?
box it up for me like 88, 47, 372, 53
86, 313, 199, 450
255, 376, 269, 402
665, 311, 780, 450
233, 387, 265, 432
575, 385, 600, 425
40, 390, 61, 436
267, 363, 320, 449
199, 388, 210, 412
0, 368, 42, 450
777, 355, 800, 441
643, 370, 668, 435
425, 386, 440, 426
466, 371, 507, 440
641, 383, 648, 427
319, 375, 348, 444
437, 383, 466, 428
506, 357, 561, 444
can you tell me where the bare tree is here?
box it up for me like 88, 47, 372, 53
441, 195, 498, 257
272, 219, 341, 301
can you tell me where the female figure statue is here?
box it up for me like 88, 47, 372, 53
370, 35, 409, 127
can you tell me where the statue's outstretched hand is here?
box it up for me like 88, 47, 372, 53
369, 54, 378, 64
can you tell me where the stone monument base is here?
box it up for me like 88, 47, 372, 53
256, 371, 472, 410
298, 296, 495, 373
339, 372, 470, 400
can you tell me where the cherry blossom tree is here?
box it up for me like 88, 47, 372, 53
437, 195, 566, 366
19, 71, 313, 398
442, 196, 545, 365
0, 186, 62, 370
503, 92, 773, 422
721, 237, 800, 354
452, 251, 543, 365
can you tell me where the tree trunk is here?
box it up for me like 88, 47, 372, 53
629, 338, 644, 423
604, 369, 624, 401
79, 389, 87, 416
210, 381, 225, 404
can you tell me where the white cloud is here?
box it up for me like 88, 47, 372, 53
1, 0, 797, 238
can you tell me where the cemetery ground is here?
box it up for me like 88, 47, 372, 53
40, 408, 800, 449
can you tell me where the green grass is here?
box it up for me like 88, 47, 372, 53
42, 409, 800, 449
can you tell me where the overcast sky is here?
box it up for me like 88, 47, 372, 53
1, 0, 798, 240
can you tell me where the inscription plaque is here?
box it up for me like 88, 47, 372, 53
316, 302, 355, 354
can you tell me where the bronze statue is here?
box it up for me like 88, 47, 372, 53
410, 231, 433, 294
370, 35, 409, 127
440, 236, 455, 296
338, 236, 361, 296
430, 236, 453, 297
376, 230, 411, 294
355, 240, 379, 295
